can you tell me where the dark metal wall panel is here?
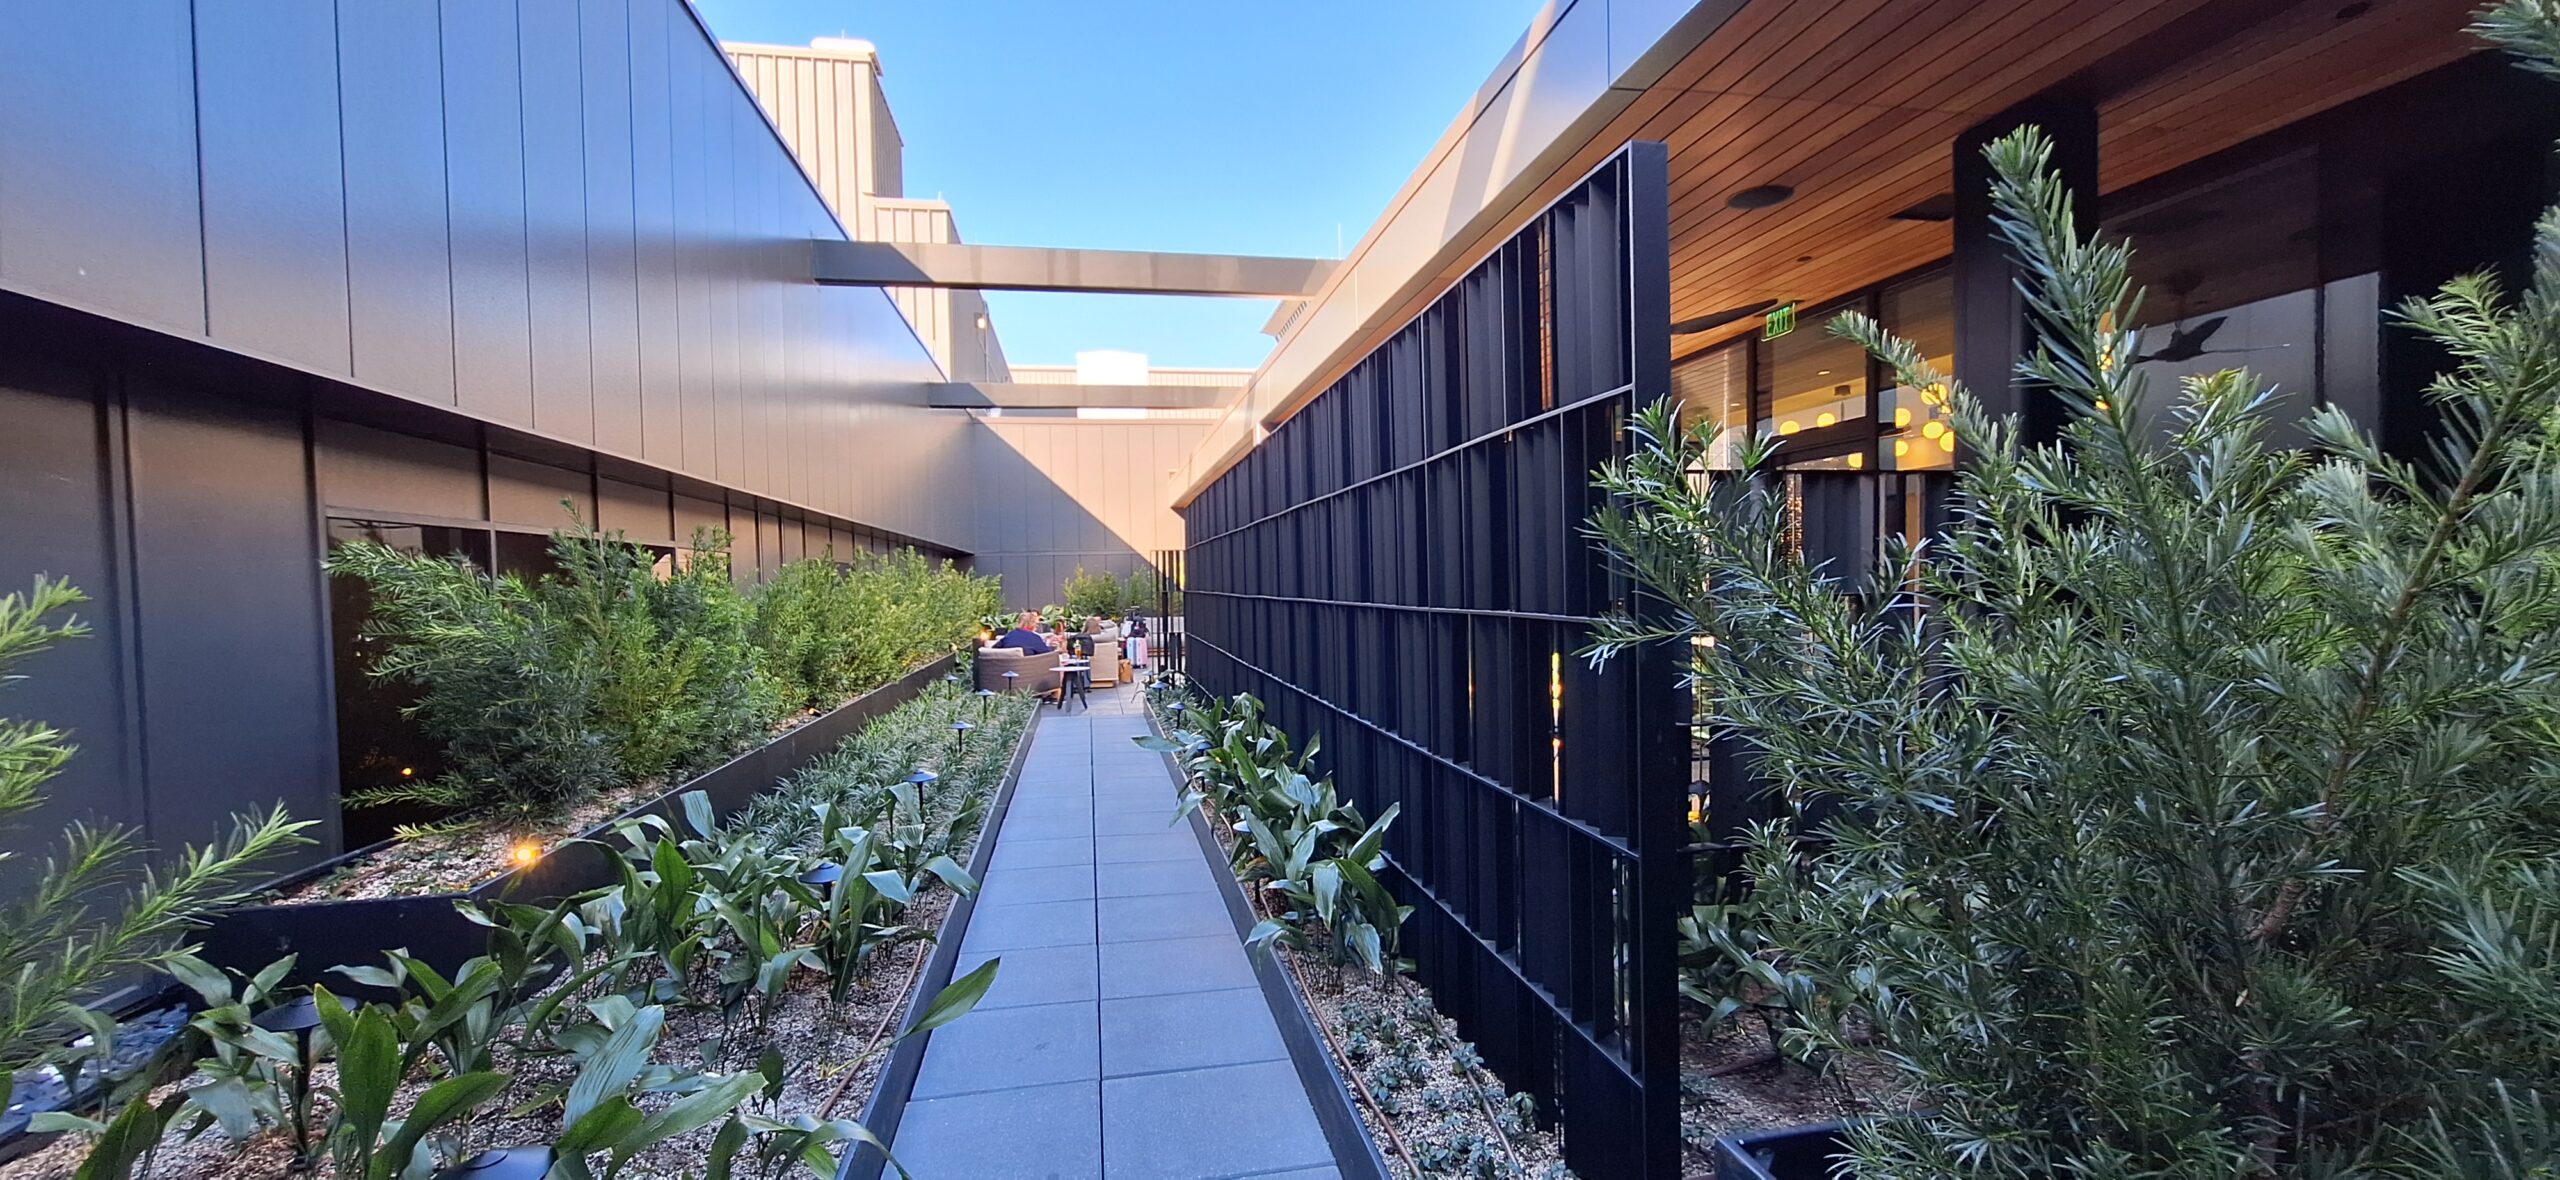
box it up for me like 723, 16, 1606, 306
441, 0, 537, 428
629, 0, 685, 469
0, 0, 978, 561
580, 0, 644, 458
519, 0, 594, 444
737, 107, 772, 496
314, 420, 484, 521
488, 454, 593, 531
598, 477, 675, 546
0, 1, 205, 335
339, 0, 458, 406
0, 372, 145, 891
675, 493, 726, 547
1182, 145, 1684, 1178
708, 82, 745, 486
124, 382, 340, 856
194, 0, 350, 374
670, 44, 717, 476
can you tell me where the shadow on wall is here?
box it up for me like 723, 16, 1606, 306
967, 416, 1207, 609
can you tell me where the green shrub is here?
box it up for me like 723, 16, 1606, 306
335, 513, 996, 829
1142, 688, 1409, 973
1061, 565, 1164, 622
1586, 11, 2560, 1171
556, 521, 773, 785
752, 550, 998, 713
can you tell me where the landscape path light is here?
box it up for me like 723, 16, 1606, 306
253, 992, 355, 1166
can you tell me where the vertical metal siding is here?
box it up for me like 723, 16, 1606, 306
0, 1, 971, 556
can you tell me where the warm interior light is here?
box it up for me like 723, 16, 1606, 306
1778, 419, 1801, 435
1938, 431, 1957, 453
399, 766, 414, 777
1894, 439, 1911, 458
1893, 407, 1911, 428
1815, 411, 1836, 428
1846, 451, 1864, 469
510, 840, 541, 868
1921, 421, 1945, 440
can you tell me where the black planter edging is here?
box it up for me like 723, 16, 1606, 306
196, 656, 958, 996
1712, 1120, 1858, 1180
836, 700, 1043, 1180
1145, 708, 1394, 1180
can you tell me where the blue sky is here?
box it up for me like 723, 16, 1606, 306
691, 1, 1544, 370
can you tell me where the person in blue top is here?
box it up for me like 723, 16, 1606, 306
989, 610, 1052, 655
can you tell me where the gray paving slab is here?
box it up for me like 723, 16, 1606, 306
956, 942, 1100, 1011
962, 898, 1097, 951
998, 809, 1098, 840
1094, 808, 1181, 836
991, 835, 1097, 870
1097, 935, 1261, 999
1099, 891, 1236, 943
979, 863, 1100, 906
910, 998, 1100, 1098
1094, 856, 1219, 899
1101, 1061, 1334, 1179
1101, 987, 1292, 1077
891, 684, 1339, 1178
892, 1080, 1103, 1179
1096, 831, 1203, 864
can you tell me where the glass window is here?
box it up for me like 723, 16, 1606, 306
326, 519, 489, 847
1878, 273, 1956, 470
1672, 342, 1748, 468
1756, 302, 1868, 440
2105, 151, 2335, 447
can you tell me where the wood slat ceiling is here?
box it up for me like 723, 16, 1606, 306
1658, 0, 2486, 346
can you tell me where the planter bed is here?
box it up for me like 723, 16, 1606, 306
194, 656, 956, 993
1139, 690, 1571, 1180
833, 685, 1043, 1180
1708, 1120, 1857, 1180
2, 682, 1040, 1180
1676, 1016, 1894, 1178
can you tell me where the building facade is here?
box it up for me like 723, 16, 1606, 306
0, 1, 973, 881
1176, 0, 2556, 1174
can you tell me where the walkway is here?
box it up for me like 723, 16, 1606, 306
891, 682, 1341, 1180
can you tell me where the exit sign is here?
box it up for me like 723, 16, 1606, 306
1763, 302, 1797, 339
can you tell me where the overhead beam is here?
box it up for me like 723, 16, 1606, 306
814, 240, 1335, 298
925, 382, 1240, 410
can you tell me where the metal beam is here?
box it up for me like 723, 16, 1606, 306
814, 240, 1335, 298
925, 382, 1240, 410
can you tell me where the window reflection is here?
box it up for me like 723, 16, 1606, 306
1672, 342, 1748, 469
2104, 150, 2380, 447
1878, 274, 1956, 470
1757, 302, 1867, 440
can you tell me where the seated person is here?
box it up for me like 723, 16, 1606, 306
988, 611, 1052, 655
1088, 615, 1123, 643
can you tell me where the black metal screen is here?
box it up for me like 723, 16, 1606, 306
1181, 144, 1685, 1179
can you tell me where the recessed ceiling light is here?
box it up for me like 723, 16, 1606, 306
1728, 184, 1794, 210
